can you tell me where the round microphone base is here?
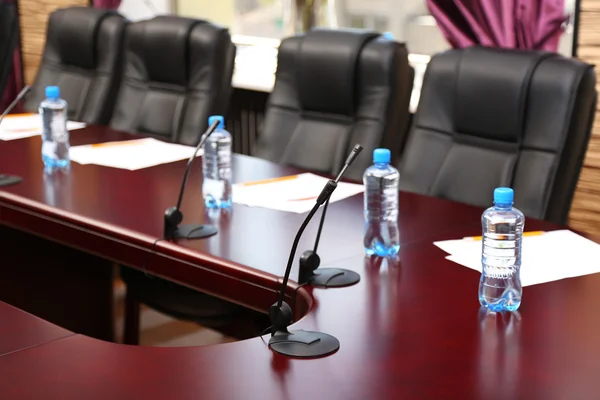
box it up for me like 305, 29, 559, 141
269, 329, 339, 358
309, 268, 360, 288
173, 224, 218, 240
0, 174, 22, 187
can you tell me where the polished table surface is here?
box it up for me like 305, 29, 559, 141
0, 126, 491, 311
0, 301, 73, 356
0, 126, 598, 399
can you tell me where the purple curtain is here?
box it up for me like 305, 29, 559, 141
426, 0, 567, 52
92, 0, 121, 9
0, 47, 23, 112
1, 0, 23, 113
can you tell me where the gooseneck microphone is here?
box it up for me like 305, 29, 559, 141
0, 85, 31, 124
298, 145, 363, 287
268, 144, 363, 358
0, 85, 31, 187
164, 119, 219, 240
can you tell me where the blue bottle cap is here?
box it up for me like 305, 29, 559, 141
382, 32, 394, 40
45, 86, 60, 99
208, 115, 225, 129
373, 148, 391, 164
494, 187, 514, 205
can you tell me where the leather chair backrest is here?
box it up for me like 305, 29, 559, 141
253, 28, 413, 181
109, 16, 236, 146
0, 1, 18, 100
399, 47, 597, 224
24, 7, 127, 124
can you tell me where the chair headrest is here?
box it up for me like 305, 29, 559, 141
54, 7, 109, 70
127, 16, 200, 86
453, 47, 551, 143
296, 29, 380, 116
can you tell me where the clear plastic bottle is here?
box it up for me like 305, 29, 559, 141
40, 86, 70, 171
202, 115, 232, 209
363, 148, 400, 257
479, 187, 524, 312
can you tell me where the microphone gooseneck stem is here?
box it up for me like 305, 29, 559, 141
334, 164, 350, 184
276, 144, 364, 308
311, 144, 362, 255
0, 85, 31, 125
312, 198, 329, 253
276, 202, 321, 308
174, 120, 219, 211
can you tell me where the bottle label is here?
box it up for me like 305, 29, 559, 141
483, 246, 515, 257
51, 115, 68, 142
483, 238, 515, 256
482, 238, 518, 277
204, 179, 225, 197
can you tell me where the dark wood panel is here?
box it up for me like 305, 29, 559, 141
0, 226, 114, 341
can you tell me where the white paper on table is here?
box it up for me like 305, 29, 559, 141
434, 230, 600, 286
0, 114, 86, 141
232, 172, 365, 213
70, 138, 198, 170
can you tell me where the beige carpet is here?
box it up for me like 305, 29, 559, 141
113, 279, 235, 347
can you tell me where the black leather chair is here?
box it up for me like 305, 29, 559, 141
253, 28, 413, 182
398, 47, 597, 224
23, 7, 127, 124
109, 16, 236, 146
0, 1, 18, 101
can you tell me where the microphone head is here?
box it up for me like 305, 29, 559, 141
345, 144, 363, 166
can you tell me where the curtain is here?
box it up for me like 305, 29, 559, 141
426, 0, 567, 52
0, 47, 22, 112
1, 0, 23, 113
93, 0, 121, 9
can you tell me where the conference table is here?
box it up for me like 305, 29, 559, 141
0, 125, 599, 399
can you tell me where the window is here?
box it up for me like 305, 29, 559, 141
173, 0, 575, 57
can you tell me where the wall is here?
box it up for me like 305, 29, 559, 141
570, 0, 600, 235
118, 0, 173, 21
18, 0, 88, 85
176, 0, 234, 26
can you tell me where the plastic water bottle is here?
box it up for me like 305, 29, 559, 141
202, 115, 232, 208
363, 148, 400, 257
40, 86, 70, 171
479, 187, 525, 312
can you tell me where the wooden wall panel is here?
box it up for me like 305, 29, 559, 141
17, 0, 88, 85
572, 0, 600, 235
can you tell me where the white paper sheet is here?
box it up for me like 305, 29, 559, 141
0, 113, 86, 141
434, 230, 600, 286
70, 138, 198, 170
232, 172, 365, 213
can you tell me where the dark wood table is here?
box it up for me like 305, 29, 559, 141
0, 126, 597, 399
0, 126, 490, 327
0, 301, 73, 356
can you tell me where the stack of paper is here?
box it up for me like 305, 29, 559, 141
0, 113, 86, 141
70, 138, 198, 170
232, 173, 364, 213
434, 230, 600, 286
